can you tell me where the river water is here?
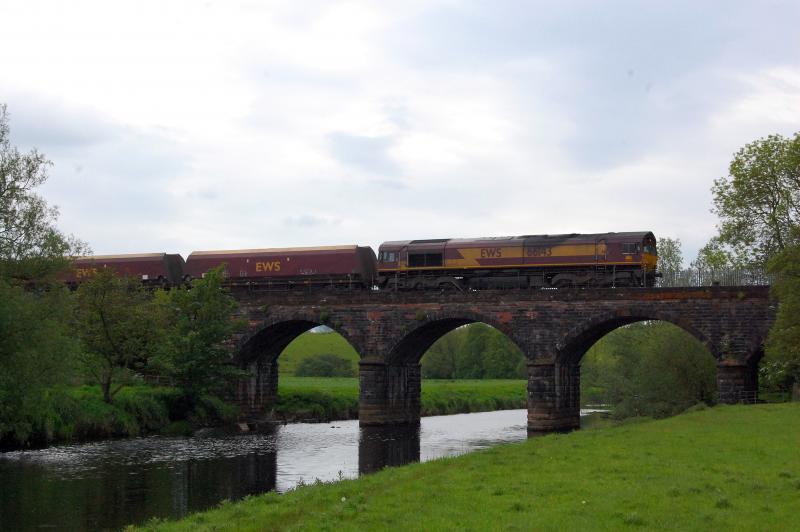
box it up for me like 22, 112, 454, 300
0, 409, 600, 531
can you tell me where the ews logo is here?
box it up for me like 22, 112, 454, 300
480, 248, 503, 258
75, 268, 98, 279
255, 261, 281, 273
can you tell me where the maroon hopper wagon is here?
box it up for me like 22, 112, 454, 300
64, 253, 185, 286
184, 245, 378, 287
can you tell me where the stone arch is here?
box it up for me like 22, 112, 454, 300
387, 310, 526, 365
556, 310, 717, 365
234, 311, 363, 419
237, 311, 361, 366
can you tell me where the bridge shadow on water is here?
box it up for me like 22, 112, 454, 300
0, 409, 540, 531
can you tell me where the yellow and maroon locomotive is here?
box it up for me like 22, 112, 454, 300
377, 232, 658, 290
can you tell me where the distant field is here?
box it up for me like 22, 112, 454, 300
273, 332, 527, 421
147, 403, 800, 531
274, 377, 527, 421
278, 331, 359, 375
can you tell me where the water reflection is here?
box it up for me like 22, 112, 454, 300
0, 410, 536, 531
359, 424, 421, 475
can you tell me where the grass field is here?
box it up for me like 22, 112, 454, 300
135, 403, 800, 531
278, 331, 359, 375
274, 377, 527, 421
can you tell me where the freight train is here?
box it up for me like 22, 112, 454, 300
64, 231, 659, 290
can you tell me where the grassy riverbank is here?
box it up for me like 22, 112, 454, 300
0, 385, 236, 450
138, 403, 800, 531
273, 377, 527, 421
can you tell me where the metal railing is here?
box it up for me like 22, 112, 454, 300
656, 268, 774, 288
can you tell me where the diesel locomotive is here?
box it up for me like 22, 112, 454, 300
64, 231, 658, 290
377, 232, 658, 290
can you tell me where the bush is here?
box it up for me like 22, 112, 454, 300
295, 353, 355, 377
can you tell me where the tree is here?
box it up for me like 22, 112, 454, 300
458, 324, 490, 379
0, 104, 85, 280
711, 132, 800, 266
764, 242, 800, 395
422, 330, 462, 379
74, 269, 163, 403
581, 322, 716, 418
0, 104, 84, 445
421, 324, 526, 379
657, 237, 683, 272
153, 267, 244, 401
0, 280, 79, 444
295, 353, 355, 377
481, 332, 525, 379
690, 237, 739, 270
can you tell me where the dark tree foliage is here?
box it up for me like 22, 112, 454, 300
764, 242, 800, 393
707, 132, 800, 399
580, 322, 717, 418
153, 267, 245, 401
0, 280, 79, 444
295, 353, 355, 377
0, 104, 84, 445
74, 269, 163, 403
422, 323, 526, 379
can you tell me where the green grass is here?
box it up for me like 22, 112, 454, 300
1, 385, 238, 450
274, 377, 527, 421
278, 332, 359, 375
420, 379, 526, 415
135, 403, 800, 531
275, 332, 527, 420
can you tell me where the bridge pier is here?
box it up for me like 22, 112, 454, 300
359, 360, 421, 426
527, 361, 581, 433
717, 363, 759, 404
236, 357, 279, 419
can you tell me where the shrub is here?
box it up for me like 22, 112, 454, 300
295, 353, 355, 377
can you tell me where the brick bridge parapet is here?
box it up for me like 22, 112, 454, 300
227, 286, 776, 433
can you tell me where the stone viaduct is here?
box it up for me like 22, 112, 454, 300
227, 286, 775, 433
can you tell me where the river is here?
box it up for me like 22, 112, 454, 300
0, 409, 603, 531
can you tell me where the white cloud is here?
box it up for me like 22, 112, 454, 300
0, 0, 798, 264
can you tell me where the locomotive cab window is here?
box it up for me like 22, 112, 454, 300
643, 244, 656, 255
379, 251, 397, 262
621, 243, 640, 254
409, 253, 443, 267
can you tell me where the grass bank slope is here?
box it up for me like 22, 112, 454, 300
140, 403, 800, 531
278, 332, 359, 375
274, 377, 526, 421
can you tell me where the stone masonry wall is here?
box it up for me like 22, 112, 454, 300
228, 286, 775, 432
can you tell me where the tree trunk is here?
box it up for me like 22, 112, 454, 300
102, 377, 113, 403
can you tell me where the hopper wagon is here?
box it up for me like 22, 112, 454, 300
64, 253, 185, 287
183, 245, 378, 289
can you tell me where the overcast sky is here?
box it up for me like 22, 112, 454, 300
1, 1, 798, 264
